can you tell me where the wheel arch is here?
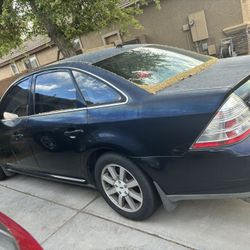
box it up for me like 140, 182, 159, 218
84, 144, 155, 186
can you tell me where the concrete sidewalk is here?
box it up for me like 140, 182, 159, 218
1, 175, 250, 250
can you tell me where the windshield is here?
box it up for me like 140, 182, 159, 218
95, 46, 204, 86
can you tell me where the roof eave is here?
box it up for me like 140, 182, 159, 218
0, 41, 55, 68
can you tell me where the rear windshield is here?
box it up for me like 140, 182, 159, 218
94, 46, 204, 86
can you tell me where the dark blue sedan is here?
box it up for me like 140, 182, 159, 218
0, 44, 250, 220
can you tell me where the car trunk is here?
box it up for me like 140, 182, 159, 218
157, 56, 250, 99
137, 57, 250, 155
156, 56, 250, 124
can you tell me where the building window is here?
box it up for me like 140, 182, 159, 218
23, 55, 39, 70
72, 38, 83, 54
102, 31, 122, 46
10, 63, 20, 75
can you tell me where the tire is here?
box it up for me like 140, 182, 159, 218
0, 167, 6, 181
95, 153, 160, 220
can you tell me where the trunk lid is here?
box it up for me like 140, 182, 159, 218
157, 55, 250, 98
139, 57, 250, 155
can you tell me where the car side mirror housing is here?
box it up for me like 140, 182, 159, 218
3, 112, 19, 120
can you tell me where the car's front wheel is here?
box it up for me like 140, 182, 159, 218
95, 153, 159, 220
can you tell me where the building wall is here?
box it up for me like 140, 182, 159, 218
80, 32, 103, 49
0, 65, 13, 81
241, 0, 250, 22
36, 46, 60, 66
0, 58, 29, 81
0, 0, 247, 83
0, 45, 60, 81
124, 0, 244, 55
79, 24, 122, 49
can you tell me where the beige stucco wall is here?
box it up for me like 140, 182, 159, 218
0, 65, 13, 81
124, 0, 244, 53
80, 24, 122, 49
241, 0, 250, 22
0, 59, 28, 81
36, 46, 60, 66
80, 32, 103, 49
0, 0, 247, 82
0, 45, 60, 81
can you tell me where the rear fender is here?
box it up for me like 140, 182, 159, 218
86, 128, 146, 156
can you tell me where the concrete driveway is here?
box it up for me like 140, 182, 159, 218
1, 175, 250, 250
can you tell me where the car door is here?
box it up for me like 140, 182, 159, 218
27, 69, 87, 178
0, 77, 39, 171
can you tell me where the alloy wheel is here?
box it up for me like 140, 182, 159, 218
101, 164, 143, 212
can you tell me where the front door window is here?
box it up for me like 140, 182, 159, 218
0, 78, 38, 170
1, 78, 30, 119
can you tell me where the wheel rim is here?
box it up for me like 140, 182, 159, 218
101, 164, 143, 213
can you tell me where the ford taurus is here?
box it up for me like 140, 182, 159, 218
0, 44, 250, 220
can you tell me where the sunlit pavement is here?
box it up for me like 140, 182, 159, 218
1, 175, 250, 250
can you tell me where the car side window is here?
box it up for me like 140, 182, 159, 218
34, 71, 84, 114
1, 78, 30, 118
72, 70, 122, 106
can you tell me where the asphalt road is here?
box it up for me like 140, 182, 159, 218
0, 175, 250, 250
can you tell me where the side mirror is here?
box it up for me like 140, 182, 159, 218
3, 112, 19, 120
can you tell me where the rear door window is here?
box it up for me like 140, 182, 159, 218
34, 71, 84, 114
72, 70, 122, 106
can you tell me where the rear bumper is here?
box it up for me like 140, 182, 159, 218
154, 181, 250, 211
133, 136, 250, 201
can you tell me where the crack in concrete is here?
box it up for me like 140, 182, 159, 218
81, 210, 196, 250
0, 183, 97, 211
40, 194, 100, 245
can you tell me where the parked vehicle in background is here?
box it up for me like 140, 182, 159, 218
0, 44, 250, 220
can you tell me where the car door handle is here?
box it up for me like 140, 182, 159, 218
14, 132, 24, 140
64, 129, 84, 139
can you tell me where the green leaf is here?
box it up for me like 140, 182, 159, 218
0, 0, 160, 58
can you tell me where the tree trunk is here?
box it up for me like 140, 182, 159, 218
28, 0, 76, 58
0, 0, 3, 15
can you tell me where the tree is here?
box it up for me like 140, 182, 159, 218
0, 0, 3, 14
0, 0, 159, 58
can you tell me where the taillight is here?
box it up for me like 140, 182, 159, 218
192, 93, 250, 149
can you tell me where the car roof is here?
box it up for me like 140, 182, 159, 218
5, 44, 214, 97
57, 44, 148, 65
10, 44, 210, 83
55, 43, 210, 66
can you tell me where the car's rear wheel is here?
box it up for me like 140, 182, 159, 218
95, 153, 159, 220
0, 167, 6, 181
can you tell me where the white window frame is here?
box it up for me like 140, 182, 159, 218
23, 55, 40, 70
10, 63, 20, 75
72, 38, 83, 51
102, 30, 122, 46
